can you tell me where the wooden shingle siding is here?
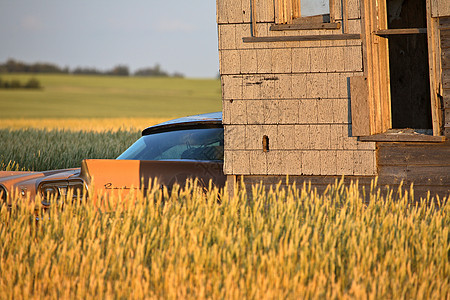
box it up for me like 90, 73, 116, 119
254, 0, 275, 23
218, 0, 376, 177
432, 0, 450, 18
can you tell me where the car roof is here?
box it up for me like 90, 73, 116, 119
142, 112, 223, 135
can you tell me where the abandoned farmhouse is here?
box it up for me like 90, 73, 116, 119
216, 0, 450, 197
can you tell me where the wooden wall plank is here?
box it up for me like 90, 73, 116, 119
378, 144, 450, 166
348, 0, 361, 19
444, 70, 450, 88
293, 0, 301, 19
443, 51, 450, 69
405, 166, 450, 185
441, 33, 450, 51
334, 0, 343, 21
440, 17, 450, 28
242, 174, 376, 186
239, 171, 450, 200
427, 0, 442, 136
284, 0, 292, 24
342, 0, 349, 33
217, 0, 228, 24
377, 141, 450, 188
377, 165, 408, 184
378, 0, 392, 133
274, 0, 282, 24
445, 108, 450, 131
444, 95, 450, 108
350, 76, 371, 136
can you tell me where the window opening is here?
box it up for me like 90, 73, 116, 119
385, 0, 432, 129
274, 0, 333, 24
301, 0, 329, 17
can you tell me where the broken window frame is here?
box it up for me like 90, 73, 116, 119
351, 0, 443, 138
273, 0, 336, 25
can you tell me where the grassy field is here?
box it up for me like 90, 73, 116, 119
0, 74, 221, 170
0, 117, 167, 132
0, 74, 221, 119
0, 181, 448, 298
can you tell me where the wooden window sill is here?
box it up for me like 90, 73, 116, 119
359, 130, 446, 143
375, 28, 427, 36
243, 34, 360, 43
270, 22, 341, 31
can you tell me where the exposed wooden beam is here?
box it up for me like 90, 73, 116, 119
360, 133, 446, 142
426, 0, 442, 136
243, 34, 360, 43
342, 0, 349, 33
270, 22, 341, 31
376, 28, 427, 35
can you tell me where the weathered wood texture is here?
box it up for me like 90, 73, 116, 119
243, 34, 361, 43
360, 132, 446, 142
428, 0, 442, 136
431, 0, 450, 17
218, 0, 376, 177
270, 23, 341, 30
239, 172, 449, 200
376, 28, 428, 35
234, 141, 450, 200
441, 18, 450, 137
376, 141, 450, 198
350, 76, 370, 135
360, 0, 392, 135
224, 148, 376, 176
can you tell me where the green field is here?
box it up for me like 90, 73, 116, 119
0, 74, 222, 119
0, 129, 140, 171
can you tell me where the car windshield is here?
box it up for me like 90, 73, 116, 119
117, 127, 224, 161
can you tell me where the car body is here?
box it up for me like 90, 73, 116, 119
0, 112, 225, 204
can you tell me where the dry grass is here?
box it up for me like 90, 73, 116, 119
0, 117, 168, 133
0, 180, 448, 299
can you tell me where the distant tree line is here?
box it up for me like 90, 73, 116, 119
0, 59, 184, 78
0, 77, 41, 89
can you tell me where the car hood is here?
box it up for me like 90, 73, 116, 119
0, 168, 80, 200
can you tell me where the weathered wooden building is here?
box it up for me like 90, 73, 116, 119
217, 0, 450, 198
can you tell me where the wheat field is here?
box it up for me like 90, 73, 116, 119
0, 117, 167, 133
0, 180, 448, 299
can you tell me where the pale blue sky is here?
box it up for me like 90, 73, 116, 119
0, 1, 219, 78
